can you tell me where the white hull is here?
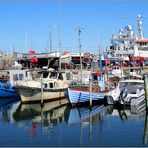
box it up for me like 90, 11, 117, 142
17, 86, 67, 103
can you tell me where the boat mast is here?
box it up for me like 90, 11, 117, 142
58, 0, 62, 70
137, 14, 144, 39
50, 31, 52, 53
76, 26, 83, 84
25, 32, 28, 53
98, 44, 103, 72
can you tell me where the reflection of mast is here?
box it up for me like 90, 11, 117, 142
79, 108, 93, 146
89, 109, 92, 142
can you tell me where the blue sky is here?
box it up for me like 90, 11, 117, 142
0, 0, 148, 54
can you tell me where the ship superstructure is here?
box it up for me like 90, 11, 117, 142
109, 15, 148, 60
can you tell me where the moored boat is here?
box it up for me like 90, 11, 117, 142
67, 71, 116, 107
15, 70, 71, 104
0, 69, 31, 98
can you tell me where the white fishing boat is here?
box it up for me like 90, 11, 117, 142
107, 78, 145, 106
15, 70, 71, 103
108, 15, 148, 61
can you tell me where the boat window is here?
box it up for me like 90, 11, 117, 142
49, 83, 53, 88
44, 83, 48, 88
49, 72, 57, 79
66, 73, 71, 80
19, 74, 24, 80
93, 75, 98, 81
58, 73, 63, 80
13, 74, 18, 81
43, 71, 49, 78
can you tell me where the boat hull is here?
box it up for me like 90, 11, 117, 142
16, 86, 67, 104
0, 82, 18, 98
67, 87, 106, 107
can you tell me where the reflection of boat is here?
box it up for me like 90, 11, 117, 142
13, 98, 68, 123
0, 97, 20, 107
15, 70, 71, 103
0, 101, 20, 123
65, 104, 106, 125
109, 102, 146, 120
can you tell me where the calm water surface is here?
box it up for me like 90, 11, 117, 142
0, 98, 148, 147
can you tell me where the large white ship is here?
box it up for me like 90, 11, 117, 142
108, 15, 148, 60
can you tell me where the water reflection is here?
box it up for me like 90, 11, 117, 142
64, 103, 147, 146
0, 97, 148, 146
144, 111, 148, 145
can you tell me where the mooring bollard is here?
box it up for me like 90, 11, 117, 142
144, 75, 148, 110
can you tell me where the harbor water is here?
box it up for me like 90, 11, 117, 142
0, 98, 148, 147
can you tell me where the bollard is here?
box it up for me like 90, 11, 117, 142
144, 75, 148, 110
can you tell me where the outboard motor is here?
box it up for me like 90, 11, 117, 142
119, 88, 128, 104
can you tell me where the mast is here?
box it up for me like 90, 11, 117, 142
76, 26, 83, 84
25, 32, 28, 53
50, 31, 52, 53
98, 44, 103, 72
137, 14, 144, 39
58, 0, 62, 70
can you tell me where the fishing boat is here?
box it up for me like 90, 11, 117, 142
0, 69, 31, 98
67, 71, 116, 107
15, 70, 71, 104
108, 15, 148, 62
107, 77, 145, 106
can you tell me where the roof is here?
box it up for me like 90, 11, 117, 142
135, 39, 148, 43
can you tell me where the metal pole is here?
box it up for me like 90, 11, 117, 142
41, 72, 44, 107
144, 75, 148, 110
78, 28, 83, 84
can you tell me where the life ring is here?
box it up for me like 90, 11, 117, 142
54, 82, 58, 89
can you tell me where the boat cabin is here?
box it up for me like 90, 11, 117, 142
0, 69, 32, 86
